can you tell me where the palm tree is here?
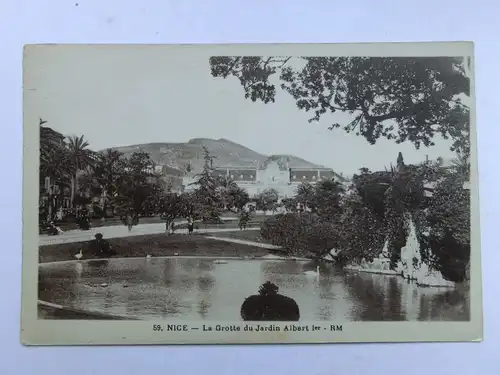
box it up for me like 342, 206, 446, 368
295, 182, 315, 212
215, 175, 240, 211
448, 152, 470, 184
66, 135, 95, 209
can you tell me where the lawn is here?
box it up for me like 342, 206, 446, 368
206, 229, 267, 243
39, 233, 283, 263
55, 216, 165, 230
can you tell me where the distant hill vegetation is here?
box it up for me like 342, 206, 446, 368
108, 138, 326, 175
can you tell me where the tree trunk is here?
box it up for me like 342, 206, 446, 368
47, 196, 53, 221
46, 177, 53, 221
70, 174, 76, 209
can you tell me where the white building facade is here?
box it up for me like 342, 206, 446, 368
182, 159, 344, 199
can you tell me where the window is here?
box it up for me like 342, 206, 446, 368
240, 174, 244, 179
312, 175, 316, 180
293, 175, 297, 180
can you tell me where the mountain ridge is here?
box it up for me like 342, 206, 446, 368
107, 137, 327, 175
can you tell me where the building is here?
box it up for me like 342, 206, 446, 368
39, 177, 72, 221
182, 157, 346, 199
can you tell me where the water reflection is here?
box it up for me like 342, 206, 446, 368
39, 258, 469, 321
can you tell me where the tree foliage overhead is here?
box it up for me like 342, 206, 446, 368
210, 56, 470, 155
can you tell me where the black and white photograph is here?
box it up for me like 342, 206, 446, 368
21, 43, 481, 345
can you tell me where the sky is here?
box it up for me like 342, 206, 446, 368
26, 45, 460, 176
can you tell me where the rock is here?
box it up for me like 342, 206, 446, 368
396, 216, 455, 288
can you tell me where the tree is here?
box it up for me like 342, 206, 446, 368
295, 182, 315, 212
338, 189, 385, 264
281, 197, 298, 212
66, 135, 95, 209
238, 209, 252, 230
191, 147, 224, 222
424, 171, 470, 281
255, 188, 279, 213
448, 151, 470, 182
141, 183, 167, 216
178, 191, 199, 220
114, 152, 164, 216
92, 149, 126, 214
39, 142, 71, 186
312, 179, 345, 220
39, 124, 71, 221
39, 148, 72, 222
216, 175, 250, 211
210, 56, 471, 155
216, 175, 238, 210
40, 122, 66, 168
158, 192, 184, 232
352, 169, 392, 221
76, 170, 103, 206
227, 186, 250, 211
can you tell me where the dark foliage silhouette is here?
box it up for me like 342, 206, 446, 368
240, 282, 300, 321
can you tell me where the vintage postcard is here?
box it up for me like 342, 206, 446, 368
21, 42, 482, 345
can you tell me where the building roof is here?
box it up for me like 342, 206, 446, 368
215, 166, 257, 170
289, 167, 334, 171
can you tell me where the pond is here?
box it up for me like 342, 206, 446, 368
38, 257, 469, 321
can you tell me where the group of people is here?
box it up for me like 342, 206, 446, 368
44, 221, 64, 235
166, 217, 195, 235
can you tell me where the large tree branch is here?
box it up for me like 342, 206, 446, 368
222, 57, 241, 78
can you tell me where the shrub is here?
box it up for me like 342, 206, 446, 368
261, 213, 340, 258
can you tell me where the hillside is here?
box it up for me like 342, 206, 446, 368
109, 138, 324, 175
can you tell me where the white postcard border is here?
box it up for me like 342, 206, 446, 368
21, 42, 482, 345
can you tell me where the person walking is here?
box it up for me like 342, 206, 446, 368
187, 217, 194, 234
125, 211, 133, 233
